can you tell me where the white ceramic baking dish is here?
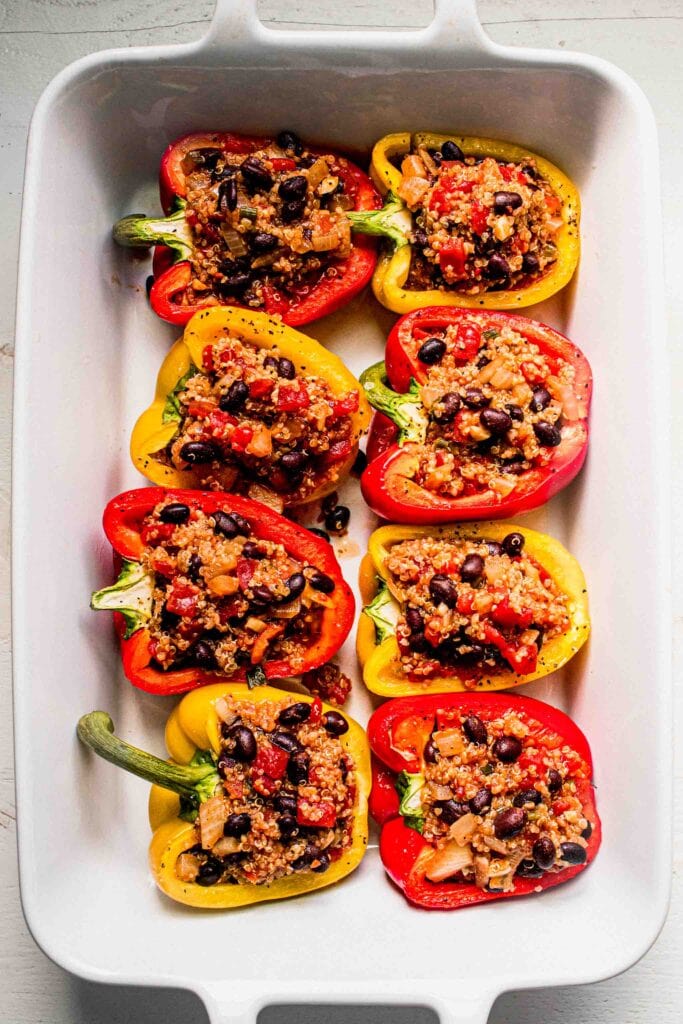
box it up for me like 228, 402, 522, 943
12, 2, 671, 1022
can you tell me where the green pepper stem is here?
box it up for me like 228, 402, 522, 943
360, 361, 427, 445
112, 202, 192, 260
347, 191, 412, 248
363, 578, 398, 644
77, 711, 219, 804
90, 558, 154, 639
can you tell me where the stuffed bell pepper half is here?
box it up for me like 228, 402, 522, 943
350, 132, 580, 313
90, 488, 355, 698
361, 307, 591, 522
77, 684, 370, 907
368, 692, 600, 908
357, 522, 589, 697
113, 129, 381, 326
131, 307, 370, 508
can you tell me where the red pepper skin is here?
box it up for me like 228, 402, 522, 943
362, 307, 592, 523
102, 487, 355, 695
369, 693, 601, 910
150, 131, 381, 327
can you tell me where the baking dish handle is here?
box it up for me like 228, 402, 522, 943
205, 0, 490, 56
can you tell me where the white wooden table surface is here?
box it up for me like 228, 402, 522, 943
2, 2, 681, 1022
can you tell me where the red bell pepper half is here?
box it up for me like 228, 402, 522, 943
114, 131, 381, 328
91, 487, 354, 695
360, 307, 592, 523
368, 693, 601, 910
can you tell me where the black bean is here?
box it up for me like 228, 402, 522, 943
322, 711, 349, 736
506, 403, 524, 422
530, 386, 552, 413
218, 177, 238, 213
250, 584, 274, 606
469, 787, 492, 815
417, 337, 447, 365
325, 505, 350, 534
581, 821, 593, 840
280, 450, 308, 474
459, 554, 484, 586
270, 731, 302, 754
159, 502, 190, 524
278, 702, 311, 726
513, 788, 543, 807
190, 640, 216, 670
285, 572, 306, 599
196, 858, 223, 886
264, 355, 279, 371
217, 272, 252, 297
548, 768, 563, 793
277, 357, 296, 380
493, 191, 523, 214
180, 441, 220, 464
492, 735, 523, 763
292, 842, 320, 870
433, 392, 461, 423
423, 737, 439, 764
534, 421, 562, 447
405, 607, 424, 634
279, 175, 307, 201
241, 155, 273, 190
212, 511, 239, 537
277, 130, 304, 155
486, 541, 503, 556
312, 850, 331, 873
485, 253, 510, 279
278, 814, 300, 839
559, 842, 587, 865
241, 541, 264, 560
287, 751, 310, 785
251, 231, 279, 253
412, 228, 429, 248
223, 812, 251, 838
522, 252, 540, 274
436, 799, 470, 825
532, 836, 557, 870
187, 554, 202, 582
462, 387, 489, 410
441, 140, 464, 161
307, 570, 335, 594
480, 408, 512, 436
501, 532, 525, 558
273, 793, 298, 815
462, 715, 488, 745
281, 200, 305, 223
307, 526, 331, 542
516, 859, 544, 879
429, 573, 458, 608
494, 806, 527, 839
231, 726, 257, 762
217, 754, 237, 778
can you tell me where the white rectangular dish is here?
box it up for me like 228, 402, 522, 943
12, 2, 671, 1023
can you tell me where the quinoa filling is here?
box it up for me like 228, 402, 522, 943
396, 143, 564, 294
140, 501, 337, 675
407, 318, 576, 500
176, 694, 355, 887
386, 533, 569, 681
403, 708, 591, 892
157, 330, 359, 504
179, 133, 356, 310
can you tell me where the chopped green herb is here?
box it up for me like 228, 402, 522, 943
482, 328, 500, 340
246, 664, 268, 689
481, 763, 494, 776
162, 364, 199, 424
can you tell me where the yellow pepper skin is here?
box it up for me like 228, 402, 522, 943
357, 522, 589, 698
368, 131, 580, 314
130, 306, 371, 504
148, 684, 371, 908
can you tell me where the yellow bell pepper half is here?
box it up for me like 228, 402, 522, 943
78, 684, 371, 909
357, 131, 580, 314
130, 306, 371, 504
357, 522, 590, 698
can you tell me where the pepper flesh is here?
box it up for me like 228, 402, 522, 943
130, 306, 370, 503
356, 132, 580, 314
357, 522, 590, 698
368, 692, 601, 909
93, 487, 355, 694
78, 684, 371, 908
361, 307, 592, 523
114, 131, 381, 327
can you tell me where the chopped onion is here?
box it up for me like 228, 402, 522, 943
307, 157, 330, 188
220, 225, 248, 257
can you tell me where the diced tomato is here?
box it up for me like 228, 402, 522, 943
270, 157, 297, 172
520, 361, 547, 385
483, 623, 538, 675
320, 439, 354, 465
469, 200, 489, 236
252, 774, 278, 797
166, 581, 199, 617
150, 551, 177, 578
438, 238, 467, 278
500, 164, 514, 182
219, 597, 245, 621
309, 697, 322, 724
552, 798, 572, 816
516, 170, 528, 186
187, 398, 216, 419
330, 392, 360, 419
296, 798, 337, 829
248, 378, 275, 399
253, 744, 290, 780
202, 345, 215, 373
490, 594, 534, 629
208, 409, 237, 437
456, 591, 475, 615
455, 322, 481, 361
277, 384, 310, 412
140, 521, 176, 546
236, 558, 255, 590
545, 193, 562, 217
230, 424, 254, 452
